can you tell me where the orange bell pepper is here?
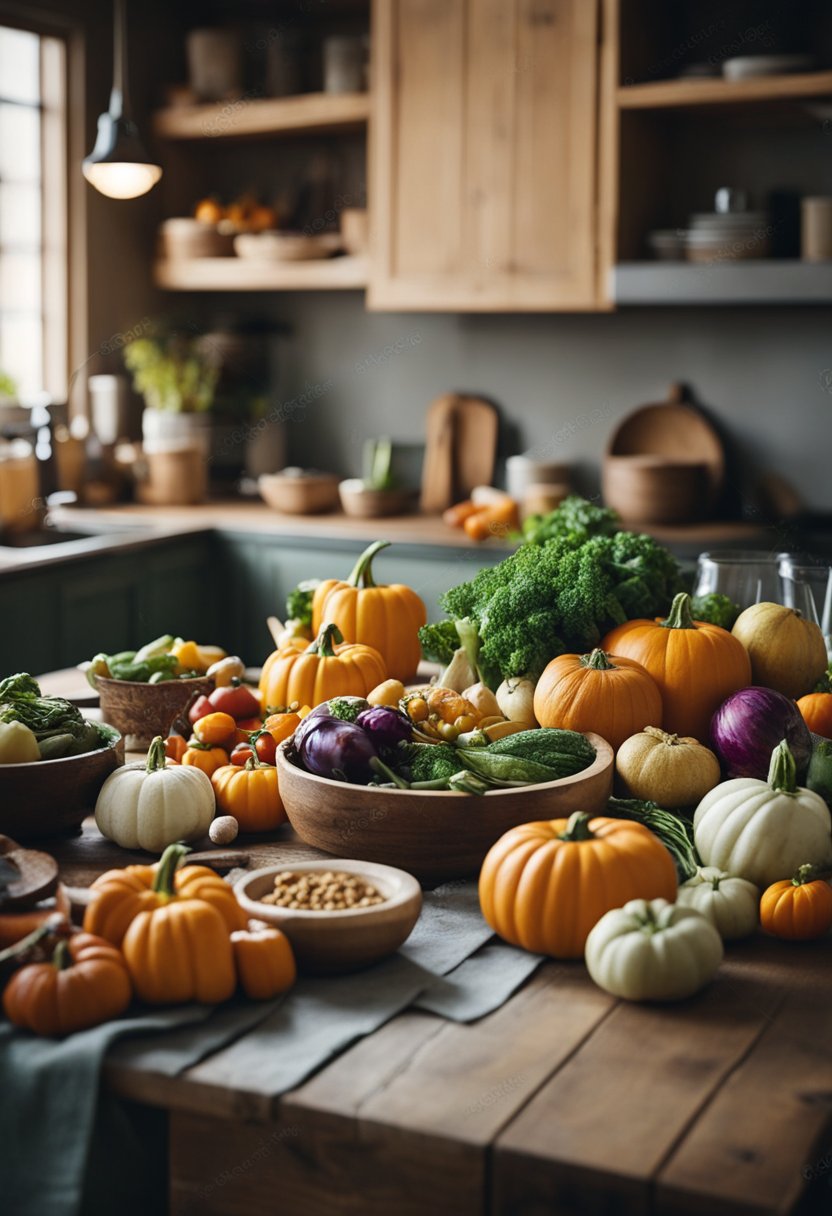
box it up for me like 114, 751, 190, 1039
193, 711, 237, 747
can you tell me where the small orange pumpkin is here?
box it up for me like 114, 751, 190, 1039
212, 754, 285, 832
797, 692, 832, 739
760, 864, 832, 940
533, 648, 662, 750
311, 541, 427, 682
3, 932, 132, 1036
231, 927, 297, 999
601, 592, 752, 742
182, 741, 229, 776
479, 812, 677, 959
259, 623, 387, 712
84, 847, 246, 946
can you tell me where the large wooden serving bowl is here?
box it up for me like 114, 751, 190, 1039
276, 732, 614, 881
97, 675, 214, 749
0, 732, 124, 840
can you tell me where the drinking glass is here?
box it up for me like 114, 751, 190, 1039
778, 557, 832, 660
692, 550, 786, 611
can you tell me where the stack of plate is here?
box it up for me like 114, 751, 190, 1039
685, 210, 771, 263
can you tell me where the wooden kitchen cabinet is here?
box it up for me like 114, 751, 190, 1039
369, 0, 605, 311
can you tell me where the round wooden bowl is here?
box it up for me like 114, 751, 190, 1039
276, 733, 614, 881
97, 676, 214, 750
235, 859, 422, 974
0, 732, 124, 840
338, 480, 416, 519
259, 472, 340, 515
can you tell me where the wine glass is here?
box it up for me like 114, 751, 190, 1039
778, 557, 832, 660
692, 550, 786, 612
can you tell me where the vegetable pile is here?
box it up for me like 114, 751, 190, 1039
0, 674, 115, 762
86, 634, 233, 686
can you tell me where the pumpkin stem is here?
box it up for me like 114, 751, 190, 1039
146, 735, 168, 773
580, 649, 616, 671
52, 939, 72, 971
152, 842, 190, 897
306, 622, 344, 658
0, 916, 64, 967
244, 753, 262, 771
767, 740, 797, 796
660, 592, 698, 631
643, 726, 680, 745
345, 540, 391, 589
558, 812, 595, 842
791, 862, 832, 886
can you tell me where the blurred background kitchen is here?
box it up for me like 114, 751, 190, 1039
1, 0, 831, 672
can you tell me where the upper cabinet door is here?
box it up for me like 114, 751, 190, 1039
369, 0, 603, 311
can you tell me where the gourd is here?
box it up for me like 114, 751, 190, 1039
601, 593, 751, 742
585, 898, 723, 1002
118, 844, 237, 1005
206, 655, 246, 687
212, 754, 285, 832
693, 741, 832, 888
797, 692, 832, 739
94, 736, 215, 854
84, 843, 246, 946
181, 741, 230, 777
2, 932, 132, 1036
616, 727, 721, 808
533, 649, 662, 750
496, 677, 537, 726
676, 866, 759, 941
259, 623, 387, 712
231, 927, 297, 1000
760, 864, 832, 940
478, 812, 677, 959
311, 541, 427, 682
732, 602, 827, 700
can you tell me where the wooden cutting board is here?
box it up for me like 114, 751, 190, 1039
419, 393, 499, 512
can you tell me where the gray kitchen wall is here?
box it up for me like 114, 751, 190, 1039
254, 294, 832, 514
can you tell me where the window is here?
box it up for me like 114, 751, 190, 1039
0, 22, 67, 400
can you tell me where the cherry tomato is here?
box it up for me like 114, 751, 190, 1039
208, 683, 261, 720
188, 694, 213, 725
230, 742, 255, 766
252, 731, 277, 764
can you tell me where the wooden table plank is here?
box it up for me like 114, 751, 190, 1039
656, 969, 832, 1216
492, 939, 821, 1216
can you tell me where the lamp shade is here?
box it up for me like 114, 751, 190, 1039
83, 105, 162, 199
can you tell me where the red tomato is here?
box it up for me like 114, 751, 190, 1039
209, 684, 260, 721
230, 731, 276, 765
230, 742, 254, 766
236, 716, 263, 733
188, 695, 213, 726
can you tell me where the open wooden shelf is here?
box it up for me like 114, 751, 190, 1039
154, 255, 368, 292
613, 260, 832, 305
153, 92, 370, 141
617, 70, 832, 111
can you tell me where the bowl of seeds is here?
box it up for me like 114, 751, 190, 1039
234, 859, 422, 973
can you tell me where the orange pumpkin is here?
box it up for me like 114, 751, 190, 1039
479, 812, 677, 959
119, 844, 237, 1005
182, 741, 229, 776
311, 541, 427, 682
212, 754, 285, 832
259, 623, 387, 712
84, 848, 246, 946
760, 864, 832, 940
533, 648, 663, 750
3, 932, 132, 1036
231, 927, 296, 1000
797, 692, 832, 739
601, 592, 752, 742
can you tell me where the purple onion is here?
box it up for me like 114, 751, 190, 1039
297, 717, 378, 782
293, 696, 370, 752
711, 686, 813, 780
355, 706, 412, 748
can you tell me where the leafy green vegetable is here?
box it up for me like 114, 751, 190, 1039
807, 740, 832, 807
395, 742, 462, 785
285, 579, 322, 630
814, 664, 832, 694
690, 592, 741, 630
432, 509, 683, 684
604, 795, 700, 881
418, 620, 462, 667
327, 697, 367, 723
0, 673, 112, 757
521, 495, 619, 547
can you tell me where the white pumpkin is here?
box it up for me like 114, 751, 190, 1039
694, 741, 832, 888
585, 898, 723, 1002
95, 735, 215, 853
676, 866, 759, 941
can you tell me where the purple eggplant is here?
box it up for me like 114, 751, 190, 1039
293, 696, 369, 753
297, 717, 378, 782
355, 706, 412, 748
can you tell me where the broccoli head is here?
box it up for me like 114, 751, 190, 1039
418, 619, 460, 666
690, 592, 741, 631
521, 495, 620, 547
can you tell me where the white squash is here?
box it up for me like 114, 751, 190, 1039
585, 898, 723, 1002
676, 867, 759, 941
95, 735, 215, 853
694, 741, 832, 888
496, 677, 537, 725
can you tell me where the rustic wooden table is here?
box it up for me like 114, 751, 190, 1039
36, 673, 832, 1215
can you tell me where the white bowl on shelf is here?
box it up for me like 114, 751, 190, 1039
722, 54, 814, 80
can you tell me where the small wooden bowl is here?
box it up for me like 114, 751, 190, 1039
602, 454, 710, 525
0, 732, 124, 840
235, 859, 422, 974
276, 733, 614, 881
338, 479, 416, 518
259, 472, 340, 515
96, 676, 214, 750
